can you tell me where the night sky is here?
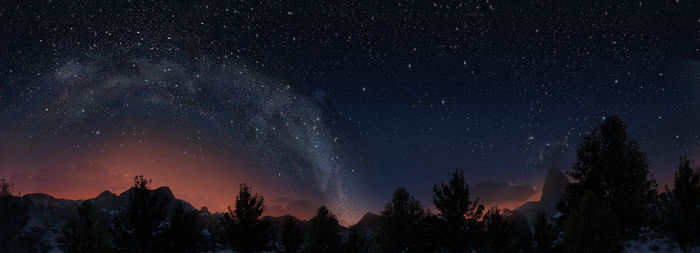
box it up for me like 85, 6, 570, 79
1, 1, 699, 224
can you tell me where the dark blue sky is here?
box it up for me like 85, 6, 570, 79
1, 0, 699, 220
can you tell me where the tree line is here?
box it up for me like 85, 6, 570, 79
1, 115, 699, 252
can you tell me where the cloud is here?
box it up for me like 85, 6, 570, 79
263, 197, 320, 220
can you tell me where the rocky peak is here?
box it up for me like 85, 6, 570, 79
96, 190, 117, 200
354, 212, 381, 228
92, 190, 123, 211
541, 167, 569, 203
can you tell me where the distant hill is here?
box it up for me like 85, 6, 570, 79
0, 186, 219, 252
1, 186, 377, 252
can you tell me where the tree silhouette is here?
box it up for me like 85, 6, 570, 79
344, 225, 369, 253
118, 175, 168, 252
60, 201, 113, 253
377, 187, 426, 253
221, 183, 272, 253
533, 211, 557, 253
432, 168, 484, 252
0, 178, 13, 196
656, 156, 700, 253
480, 206, 514, 252
305, 205, 342, 253
157, 203, 201, 253
562, 191, 621, 253
280, 216, 304, 253
558, 115, 657, 242
0, 178, 29, 251
508, 209, 534, 252
417, 213, 446, 252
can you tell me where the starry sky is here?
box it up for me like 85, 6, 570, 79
1, 1, 699, 224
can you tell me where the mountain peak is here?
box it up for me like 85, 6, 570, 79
354, 212, 381, 227
541, 167, 569, 202
97, 190, 116, 199
153, 186, 174, 199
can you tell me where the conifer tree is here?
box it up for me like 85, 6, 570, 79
0, 178, 13, 196
562, 191, 621, 253
432, 168, 484, 252
157, 203, 201, 253
656, 156, 700, 253
533, 211, 557, 253
481, 206, 514, 252
558, 116, 657, 242
0, 178, 30, 251
305, 206, 342, 253
280, 216, 303, 253
344, 225, 369, 253
60, 201, 113, 253
221, 183, 272, 253
118, 175, 168, 252
377, 187, 425, 253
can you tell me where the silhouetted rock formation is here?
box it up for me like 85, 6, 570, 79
0, 186, 213, 252
352, 212, 381, 246
540, 167, 569, 203
516, 168, 569, 225
263, 214, 306, 237
354, 212, 381, 228
93, 190, 122, 211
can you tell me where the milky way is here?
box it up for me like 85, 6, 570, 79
1, 1, 700, 222
1, 53, 377, 221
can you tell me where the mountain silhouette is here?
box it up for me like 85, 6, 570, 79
1, 186, 384, 252
354, 212, 381, 228
516, 167, 570, 225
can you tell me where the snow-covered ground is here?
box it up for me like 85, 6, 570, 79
625, 238, 700, 253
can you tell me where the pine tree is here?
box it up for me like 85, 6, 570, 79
533, 211, 556, 253
280, 216, 304, 253
305, 206, 342, 253
416, 213, 446, 252
377, 187, 426, 253
558, 116, 657, 242
221, 183, 272, 253
157, 203, 201, 253
0, 178, 13, 196
0, 178, 29, 251
656, 156, 700, 253
344, 225, 369, 253
508, 209, 534, 252
432, 168, 484, 252
481, 206, 514, 253
562, 191, 621, 253
60, 201, 113, 252
118, 175, 168, 252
